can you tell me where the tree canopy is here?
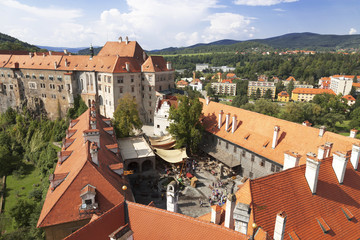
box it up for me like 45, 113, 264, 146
168, 95, 203, 153
113, 93, 143, 138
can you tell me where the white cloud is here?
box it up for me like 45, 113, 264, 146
234, 0, 298, 6
349, 28, 357, 35
273, 8, 286, 11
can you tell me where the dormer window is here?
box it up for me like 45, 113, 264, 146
80, 184, 98, 210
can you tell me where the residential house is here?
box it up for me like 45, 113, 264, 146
247, 81, 276, 99
277, 91, 290, 102
154, 96, 178, 136
291, 88, 335, 102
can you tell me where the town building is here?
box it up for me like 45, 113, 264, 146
0, 37, 175, 123
154, 95, 177, 136
37, 102, 133, 240
176, 80, 189, 88
342, 94, 356, 106
226, 73, 237, 79
196, 63, 209, 71
277, 91, 290, 102
64, 200, 248, 240
189, 78, 203, 91
210, 66, 236, 72
211, 80, 237, 96
294, 84, 313, 89
319, 77, 331, 89
291, 88, 335, 102
353, 82, 360, 96
247, 81, 276, 99
198, 146, 360, 239
329, 75, 354, 95
200, 98, 360, 179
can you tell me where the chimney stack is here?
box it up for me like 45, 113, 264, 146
90, 117, 97, 129
273, 211, 287, 240
65, 59, 68, 67
90, 142, 99, 165
350, 129, 358, 138
317, 145, 326, 160
319, 126, 326, 137
54, 61, 57, 69
224, 193, 236, 229
166, 61, 172, 70
206, 96, 210, 105
233, 203, 251, 234
49, 51, 52, 56
64, 49, 68, 55
283, 151, 301, 170
29, 52, 33, 58
272, 126, 280, 149
225, 113, 230, 132
211, 205, 222, 225
125, 62, 130, 72
143, 51, 147, 61
332, 151, 348, 184
305, 152, 321, 194
218, 110, 223, 129
232, 115, 237, 133
324, 142, 333, 158
125, 36, 129, 44
350, 144, 360, 170
118, 36, 122, 43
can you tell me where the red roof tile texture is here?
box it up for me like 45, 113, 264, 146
200, 99, 360, 166
292, 88, 335, 95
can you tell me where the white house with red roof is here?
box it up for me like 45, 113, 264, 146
154, 96, 178, 136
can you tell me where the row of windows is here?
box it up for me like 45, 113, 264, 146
1, 72, 62, 81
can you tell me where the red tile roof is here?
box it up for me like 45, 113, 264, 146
278, 91, 289, 97
343, 95, 356, 101
176, 80, 189, 86
97, 41, 146, 62
286, 76, 296, 81
142, 56, 172, 72
292, 88, 335, 95
37, 109, 132, 228
353, 82, 360, 88
200, 99, 360, 166
65, 201, 248, 240
222, 79, 233, 84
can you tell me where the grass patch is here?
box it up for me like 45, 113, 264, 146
2, 164, 41, 232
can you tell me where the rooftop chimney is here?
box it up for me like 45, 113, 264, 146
83, 129, 100, 146
224, 193, 236, 229
211, 205, 222, 225
225, 113, 230, 132
319, 126, 326, 137
54, 61, 57, 69
167, 62, 172, 70
218, 110, 223, 129
64, 49, 68, 55
232, 115, 237, 133
90, 142, 99, 165
118, 36, 122, 43
272, 126, 280, 149
90, 117, 97, 129
283, 151, 301, 170
206, 96, 210, 105
49, 50, 52, 56
125, 36, 129, 44
65, 58, 68, 67
317, 145, 326, 160
125, 62, 130, 72
350, 144, 360, 170
29, 52, 33, 58
324, 142, 333, 158
305, 152, 321, 194
350, 129, 358, 138
273, 211, 287, 240
233, 203, 251, 234
332, 151, 348, 184
143, 51, 147, 61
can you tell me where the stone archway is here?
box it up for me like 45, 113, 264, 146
142, 160, 153, 172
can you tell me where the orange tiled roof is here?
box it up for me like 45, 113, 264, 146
142, 56, 172, 72
332, 75, 359, 79
65, 201, 248, 240
221, 79, 233, 84
278, 91, 289, 97
353, 83, 360, 88
343, 95, 356, 101
226, 73, 236, 78
97, 40, 146, 62
320, 77, 331, 81
292, 88, 335, 95
200, 99, 360, 166
37, 109, 132, 228
176, 80, 189, 86
286, 76, 296, 81
0, 54, 12, 68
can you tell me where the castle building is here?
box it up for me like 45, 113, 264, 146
0, 37, 175, 123
37, 102, 134, 240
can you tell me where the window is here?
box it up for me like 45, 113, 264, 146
28, 82, 36, 89
9, 85, 13, 90
271, 164, 275, 172
242, 150, 246, 157
131, 75, 134, 83
276, 166, 281, 172
149, 102, 152, 107
131, 86, 134, 92
117, 76, 123, 83
39, 74, 44, 80
40, 83, 46, 88
98, 84, 101, 90
107, 76, 111, 83
260, 159, 265, 167
225, 142, 229, 149
249, 172, 253, 178
157, 125, 160, 128
251, 155, 255, 162
49, 75, 54, 80
41, 93, 46, 98
234, 146, 237, 153
32, 74, 36, 79
108, 86, 111, 93
159, 86, 162, 91
149, 110, 152, 115
218, 139, 221, 146
148, 86, 151, 91
49, 83, 55, 89
98, 75, 101, 81
119, 87, 123, 93
109, 101, 111, 106
57, 75, 62, 81
51, 94, 56, 99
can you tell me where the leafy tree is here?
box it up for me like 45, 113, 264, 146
255, 88, 261, 99
264, 89, 273, 99
10, 199, 36, 227
252, 99, 279, 117
275, 81, 285, 95
113, 93, 143, 138
168, 95, 203, 153
286, 80, 295, 97
349, 107, 360, 129
232, 95, 248, 108
67, 95, 88, 119
205, 84, 214, 97
279, 102, 305, 123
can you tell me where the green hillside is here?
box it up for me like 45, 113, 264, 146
0, 32, 40, 52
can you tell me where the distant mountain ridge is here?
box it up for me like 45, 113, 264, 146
0, 32, 40, 51
35, 45, 93, 54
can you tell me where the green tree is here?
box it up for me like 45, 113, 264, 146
10, 199, 36, 227
205, 84, 214, 97
252, 99, 279, 117
113, 93, 143, 138
168, 95, 203, 153
275, 81, 285, 95
264, 89, 273, 99
255, 88, 261, 99
279, 102, 305, 123
67, 95, 88, 119
232, 95, 248, 108
286, 80, 295, 97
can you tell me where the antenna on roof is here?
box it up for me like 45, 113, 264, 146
89, 44, 94, 59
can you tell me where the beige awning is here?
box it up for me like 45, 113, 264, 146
149, 135, 176, 150
154, 148, 188, 163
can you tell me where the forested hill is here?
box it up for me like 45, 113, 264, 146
0, 32, 41, 52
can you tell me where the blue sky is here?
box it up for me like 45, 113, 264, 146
0, 0, 359, 50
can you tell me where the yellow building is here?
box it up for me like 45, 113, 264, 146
291, 88, 336, 102
247, 81, 276, 99
277, 91, 290, 102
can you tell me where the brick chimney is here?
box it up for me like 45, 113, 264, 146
218, 110, 223, 129
350, 129, 358, 138
305, 152, 321, 194
319, 126, 326, 137
283, 151, 301, 170
332, 151, 348, 184
211, 205, 222, 225
273, 211, 287, 240
90, 117, 97, 129
166, 62, 172, 70
90, 142, 99, 165
272, 126, 280, 149
29, 52, 33, 58
232, 115, 237, 133
350, 144, 360, 170
83, 129, 100, 146
225, 113, 230, 132
224, 193, 236, 229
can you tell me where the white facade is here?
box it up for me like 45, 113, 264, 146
211, 82, 237, 96
196, 64, 209, 71
154, 97, 176, 136
189, 80, 203, 91
330, 76, 353, 95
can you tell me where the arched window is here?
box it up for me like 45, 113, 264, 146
80, 79, 84, 90
99, 95, 103, 105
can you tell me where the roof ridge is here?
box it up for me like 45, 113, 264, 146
37, 141, 90, 228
